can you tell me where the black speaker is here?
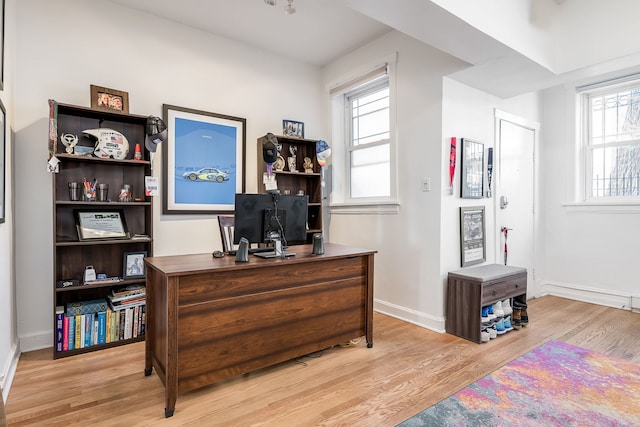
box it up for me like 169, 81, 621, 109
235, 237, 249, 262
312, 233, 324, 255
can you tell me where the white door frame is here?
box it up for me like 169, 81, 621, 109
494, 109, 540, 294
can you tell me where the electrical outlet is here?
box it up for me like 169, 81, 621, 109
422, 177, 430, 192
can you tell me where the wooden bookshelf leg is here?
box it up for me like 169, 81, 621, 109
165, 408, 175, 418
144, 368, 152, 376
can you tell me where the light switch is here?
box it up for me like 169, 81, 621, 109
422, 177, 430, 192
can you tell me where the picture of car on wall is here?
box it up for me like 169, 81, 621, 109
182, 167, 230, 182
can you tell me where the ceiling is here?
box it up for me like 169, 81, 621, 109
106, 0, 594, 98
107, 0, 392, 67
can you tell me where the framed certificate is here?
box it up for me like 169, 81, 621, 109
74, 210, 130, 241
460, 206, 486, 267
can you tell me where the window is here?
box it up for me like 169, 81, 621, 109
329, 57, 397, 210
347, 78, 390, 198
581, 77, 640, 199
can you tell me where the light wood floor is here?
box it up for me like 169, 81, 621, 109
6, 295, 640, 426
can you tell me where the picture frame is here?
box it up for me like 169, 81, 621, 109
460, 206, 486, 267
90, 85, 130, 114
460, 138, 484, 198
74, 209, 129, 241
162, 104, 246, 214
282, 119, 304, 138
123, 251, 147, 279
0, 100, 5, 224
0, 0, 4, 91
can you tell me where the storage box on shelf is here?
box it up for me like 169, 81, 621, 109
445, 264, 527, 343
51, 101, 153, 358
256, 134, 323, 244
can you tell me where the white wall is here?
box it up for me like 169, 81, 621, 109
441, 78, 542, 296
322, 31, 469, 330
0, 0, 19, 403
14, 0, 325, 351
540, 82, 640, 308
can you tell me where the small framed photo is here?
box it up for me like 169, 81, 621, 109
460, 206, 486, 267
282, 119, 304, 138
90, 85, 130, 114
123, 251, 147, 279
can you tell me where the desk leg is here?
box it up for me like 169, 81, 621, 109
144, 270, 155, 376
365, 254, 375, 348
165, 276, 179, 418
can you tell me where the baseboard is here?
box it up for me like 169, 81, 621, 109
1, 341, 20, 403
18, 330, 51, 353
539, 281, 635, 310
374, 298, 445, 333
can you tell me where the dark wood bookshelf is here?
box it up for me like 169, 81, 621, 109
51, 101, 153, 359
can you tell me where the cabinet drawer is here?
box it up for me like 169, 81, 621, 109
505, 276, 527, 298
482, 282, 507, 304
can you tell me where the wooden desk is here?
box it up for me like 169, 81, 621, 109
144, 243, 376, 417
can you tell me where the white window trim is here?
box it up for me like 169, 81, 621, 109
326, 52, 398, 214
573, 75, 640, 208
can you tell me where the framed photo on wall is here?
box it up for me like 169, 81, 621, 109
0, 100, 5, 224
162, 104, 246, 214
90, 85, 130, 114
460, 206, 486, 267
460, 138, 484, 198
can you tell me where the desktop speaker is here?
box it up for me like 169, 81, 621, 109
312, 233, 324, 255
235, 237, 249, 262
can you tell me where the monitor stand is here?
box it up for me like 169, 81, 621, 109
253, 237, 294, 258
253, 251, 295, 259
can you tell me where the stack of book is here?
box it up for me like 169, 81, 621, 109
55, 287, 147, 354
107, 284, 146, 311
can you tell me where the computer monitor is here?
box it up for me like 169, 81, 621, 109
233, 193, 308, 246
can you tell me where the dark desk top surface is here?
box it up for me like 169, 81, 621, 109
144, 243, 377, 276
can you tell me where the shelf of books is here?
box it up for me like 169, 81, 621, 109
55, 284, 146, 358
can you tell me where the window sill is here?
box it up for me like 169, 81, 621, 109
563, 201, 640, 214
330, 201, 400, 215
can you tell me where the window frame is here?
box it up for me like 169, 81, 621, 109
579, 76, 640, 203
328, 54, 398, 213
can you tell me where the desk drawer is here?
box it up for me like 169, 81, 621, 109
482, 282, 507, 304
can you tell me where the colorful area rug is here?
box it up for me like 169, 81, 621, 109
398, 340, 640, 426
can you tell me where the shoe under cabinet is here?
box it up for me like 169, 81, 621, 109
445, 264, 527, 343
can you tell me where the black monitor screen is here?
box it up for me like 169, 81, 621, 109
233, 193, 308, 245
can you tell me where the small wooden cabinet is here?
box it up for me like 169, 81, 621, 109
256, 134, 323, 243
51, 101, 153, 358
446, 264, 527, 343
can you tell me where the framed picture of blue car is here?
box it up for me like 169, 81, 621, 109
162, 104, 246, 214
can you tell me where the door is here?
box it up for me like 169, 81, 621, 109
495, 110, 538, 298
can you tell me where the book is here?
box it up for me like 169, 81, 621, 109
68, 316, 75, 351
98, 311, 107, 344
62, 316, 69, 351
93, 317, 99, 346
66, 298, 109, 316
79, 314, 85, 349
106, 310, 112, 343
84, 314, 92, 348
75, 315, 82, 349
124, 308, 132, 340
56, 306, 64, 352
139, 305, 146, 336
111, 284, 145, 298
